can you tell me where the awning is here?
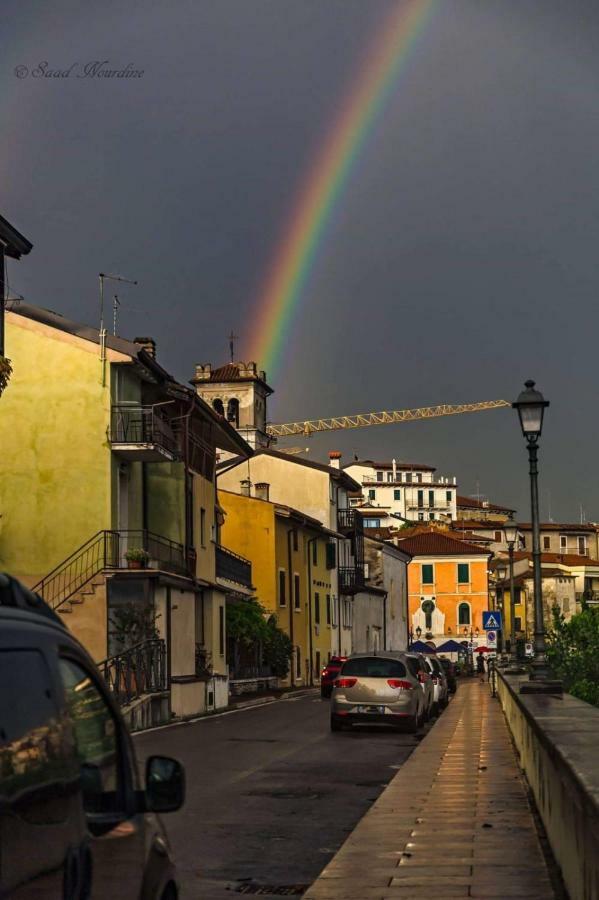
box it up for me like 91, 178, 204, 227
410, 640, 436, 654
436, 639, 465, 653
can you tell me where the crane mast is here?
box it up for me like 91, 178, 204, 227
266, 399, 510, 438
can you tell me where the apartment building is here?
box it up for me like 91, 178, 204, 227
344, 459, 457, 523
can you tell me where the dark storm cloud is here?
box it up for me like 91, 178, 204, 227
3, 0, 599, 520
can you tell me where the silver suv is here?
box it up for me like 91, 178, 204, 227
330, 652, 426, 733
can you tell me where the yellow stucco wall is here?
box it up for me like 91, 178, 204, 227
219, 490, 277, 609
309, 535, 335, 677
0, 313, 114, 583
194, 474, 217, 583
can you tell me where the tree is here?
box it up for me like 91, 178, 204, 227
226, 598, 292, 679
0, 357, 12, 396
546, 603, 599, 707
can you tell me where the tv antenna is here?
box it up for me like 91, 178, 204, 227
228, 330, 239, 363
98, 272, 137, 334
113, 294, 120, 335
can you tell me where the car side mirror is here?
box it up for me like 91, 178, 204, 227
145, 755, 185, 813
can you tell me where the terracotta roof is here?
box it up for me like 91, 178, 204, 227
510, 551, 599, 567
193, 361, 273, 393
456, 495, 515, 513
364, 527, 395, 541
395, 528, 491, 557
451, 520, 507, 532
517, 522, 598, 533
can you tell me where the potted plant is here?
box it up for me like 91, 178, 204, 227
124, 548, 150, 569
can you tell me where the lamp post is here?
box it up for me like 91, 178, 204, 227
408, 625, 422, 649
495, 561, 507, 653
513, 380, 553, 684
503, 523, 519, 657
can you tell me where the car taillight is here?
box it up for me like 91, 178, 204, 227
335, 678, 357, 689
387, 679, 413, 690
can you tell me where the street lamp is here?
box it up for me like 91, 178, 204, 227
513, 380, 553, 685
415, 626, 422, 640
503, 522, 519, 658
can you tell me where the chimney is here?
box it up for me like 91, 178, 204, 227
240, 479, 252, 497
329, 450, 342, 470
192, 363, 212, 383
392, 458, 397, 481
255, 482, 270, 502
135, 336, 156, 359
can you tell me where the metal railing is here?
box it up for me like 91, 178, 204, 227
338, 566, 365, 593
99, 639, 166, 706
338, 509, 362, 533
195, 643, 212, 677
215, 544, 252, 588
34, 529, 189, 610
406, 501, 451, 510
109, 405, 179, 457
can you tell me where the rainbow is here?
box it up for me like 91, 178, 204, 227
249, 0, 438, 378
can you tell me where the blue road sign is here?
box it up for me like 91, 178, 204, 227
482, 611, 503, 631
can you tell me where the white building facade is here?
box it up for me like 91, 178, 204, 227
344, 459, 458, 524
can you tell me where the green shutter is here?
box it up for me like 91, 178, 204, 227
422, 564, 434, 584
458, 563, 470, 584
326, 542, 336, 570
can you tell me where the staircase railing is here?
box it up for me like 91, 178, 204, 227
99, 638, 167, 706
33, 529, 189, 611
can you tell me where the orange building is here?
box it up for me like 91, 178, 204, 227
395, 530, 492, 648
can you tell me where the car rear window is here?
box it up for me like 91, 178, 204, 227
341, 657, 407, 678
429, 658, 443, 674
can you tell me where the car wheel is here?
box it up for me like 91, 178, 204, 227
330, 716, 344, 732
160, 883, 177, 900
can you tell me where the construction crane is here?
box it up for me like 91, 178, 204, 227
266, 399, 511, 438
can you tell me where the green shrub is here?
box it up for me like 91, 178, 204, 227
546, 604, 599, 706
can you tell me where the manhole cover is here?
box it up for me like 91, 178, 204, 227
234, 884, 308, 895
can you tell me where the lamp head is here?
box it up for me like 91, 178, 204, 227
512, 380, 549, 441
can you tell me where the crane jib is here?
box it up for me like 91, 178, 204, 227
266, 400, 511, 437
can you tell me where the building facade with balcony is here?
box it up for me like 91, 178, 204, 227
517, 522, 599, 559
344, 459, 458, 523
218, 487, 336, 687
217, 449, 387, 659
0, 302, 252, 719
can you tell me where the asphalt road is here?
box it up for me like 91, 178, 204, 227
135, 692, 431, 899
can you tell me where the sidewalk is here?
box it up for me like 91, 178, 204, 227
305, 679, 557, 899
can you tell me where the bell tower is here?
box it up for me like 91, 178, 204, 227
192, 361, 273, 450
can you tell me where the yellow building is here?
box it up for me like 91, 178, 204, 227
219, 488, 336, 686
0, 302, 251, 718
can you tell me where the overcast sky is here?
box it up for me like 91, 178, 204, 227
3, 0, 599, 522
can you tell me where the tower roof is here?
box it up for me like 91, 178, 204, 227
192, 361, 273, 394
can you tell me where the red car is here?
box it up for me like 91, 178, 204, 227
320, 656, 348, 698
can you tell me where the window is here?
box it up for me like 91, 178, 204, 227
446, 491, 452, 503
417, 490, 424, 508
458, 602, 471, 625
312, 541, 318, 566
496, 531, 503, 543
514, 616, 522, 632
212, 399, 224, 416
294, 574, 301, 610
428, 490, 434, 508
560, 535, 567, 551
279, 570, 286, 606
418, 512, 424, 521
394, 489, 401, 501
368, 489, 376, 501
422, 564, 434, 584
59, 658, 120, 816
341, 657, 407, 678
416, 473, 422, 483
405, 473, 412, 484
376, 471, 383, 482
387, 472, 393, 482
326, 542, 336, 570
226, 398, 240, 427
342, 598, 353, 628
200, 508, 206, 547
314, 592, 320, 624
429, 513, 435, 521
578, 537, 587, 556
543, 536, 551, 550
457, 563, 470, 584
219, 605, 225, 655
326, 594, 331, 625
363, 518, 381, 528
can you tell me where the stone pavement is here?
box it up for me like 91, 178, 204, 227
305, 679, 557, 899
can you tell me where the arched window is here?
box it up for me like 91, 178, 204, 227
458, 602, 471, 626
213, 399, 224, 416
227, 398, 240, 427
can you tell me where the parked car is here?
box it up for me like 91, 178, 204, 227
330, 652, 426, 733
0, 573, 184, 899
438, 656, 457, 693
404, 652, 435, 720
320, 655, 348, 698
427, 656, 449, 712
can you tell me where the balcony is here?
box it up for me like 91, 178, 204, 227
216, 544, 252, 589
406, 501, 451, 511
338, 565, 365, 594
338, 508, 362, 534
109, 404, 179, 462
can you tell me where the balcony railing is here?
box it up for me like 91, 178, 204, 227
216, 544, 252, 588
99, 638, 167, 706
109, 405, 179, 461
34, 529, 190, 610
338, 565, 365, 593
338, 508, 362, 534
406, 501, 452, 510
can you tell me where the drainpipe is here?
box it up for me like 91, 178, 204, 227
287, 527, 295, 687
382, 590, 388, 650
307, 536, 317, 686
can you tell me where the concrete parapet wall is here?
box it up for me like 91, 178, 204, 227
497, 671, 599, 900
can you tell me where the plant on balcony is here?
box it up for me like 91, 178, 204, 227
0, 357, 12, 396
109, 602, 160, 652
124, 547, 150, 568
